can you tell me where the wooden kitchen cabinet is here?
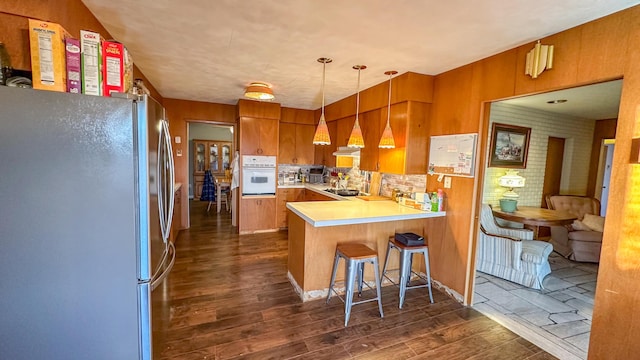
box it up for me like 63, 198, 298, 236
303, 189, 336, 202
279, 122, 315, 164
239, 197, 277, 233
193, 139, 232, 199
239, 117, 279, 155
276, 188, 304, 228
358, 109, 382, 171
313, 120, 337, 167
377, 101, 429, 174
237, 99, 280, 156
336, 116, 354, 148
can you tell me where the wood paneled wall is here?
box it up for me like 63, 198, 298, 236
4, 1, 640, 355
165, 99, 237, 228
323, 72, 434, 122
0, 1, 162, 101
428, 6, 640, 358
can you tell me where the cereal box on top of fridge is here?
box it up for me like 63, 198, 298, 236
80, 30, 103, 96
65, 38, 81, 94
28, 19, 71, 92
102, 40, 133, 96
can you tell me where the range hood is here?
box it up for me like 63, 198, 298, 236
332, 146, 361, 157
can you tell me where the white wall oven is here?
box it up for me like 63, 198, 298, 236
242, 155, 277, 195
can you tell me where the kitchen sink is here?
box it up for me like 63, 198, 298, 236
324, 188, 360, 197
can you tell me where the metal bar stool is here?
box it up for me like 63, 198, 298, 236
326, 243, 384, 326
382, 235, 434, 309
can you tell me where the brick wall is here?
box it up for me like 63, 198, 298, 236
482, 103, 595, 207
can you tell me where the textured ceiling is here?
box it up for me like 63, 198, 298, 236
80, 0, 639, 110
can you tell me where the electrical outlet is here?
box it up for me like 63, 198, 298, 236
444, 176, 452, 188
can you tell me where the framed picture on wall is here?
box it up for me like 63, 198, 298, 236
488, 123, 531, 168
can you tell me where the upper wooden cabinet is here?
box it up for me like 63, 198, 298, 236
313, 120, 337, 167
237, 99, 280, 156
377, 101, 429, 174
336, 117, 354, 148
358, 109, 382, 171
279, 122, 316, 164
239, 117, 278, 155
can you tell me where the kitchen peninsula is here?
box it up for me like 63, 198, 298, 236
286, 187, 446, 301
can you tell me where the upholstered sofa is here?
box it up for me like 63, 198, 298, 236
476, 204, 553, 289
546, 195, 603, 263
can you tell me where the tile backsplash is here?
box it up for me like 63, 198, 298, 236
278, 161, 428, 198
379, 174, 427, 197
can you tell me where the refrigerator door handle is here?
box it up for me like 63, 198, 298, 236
162, 119, 175, 240
151, 241, 175, 290
156, 126, 167, 243
157, 119, 175, 242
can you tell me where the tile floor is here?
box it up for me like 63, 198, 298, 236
473, 252, 598, 360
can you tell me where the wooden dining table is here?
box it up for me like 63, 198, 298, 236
492, 206, 577, 239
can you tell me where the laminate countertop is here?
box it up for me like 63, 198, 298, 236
286, 185, 445, 227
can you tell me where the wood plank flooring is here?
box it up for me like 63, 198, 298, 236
152, 200, 556, 359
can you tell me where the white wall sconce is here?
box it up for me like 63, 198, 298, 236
525, 40, 554, 79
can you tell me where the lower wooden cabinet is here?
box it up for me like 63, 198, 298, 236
240, 197, 277, 233
276, 188, 336, 229
276, 188, 304, 228
303, 189, 336, 202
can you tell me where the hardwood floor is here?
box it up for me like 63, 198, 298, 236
152, 200, 556, 359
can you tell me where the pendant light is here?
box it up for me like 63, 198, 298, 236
379, 70, 397, 148
312, 57, 332, 145
347, 65, 366, 148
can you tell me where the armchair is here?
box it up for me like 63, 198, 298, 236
476, 204, 553, 289
546, 195, 603, 263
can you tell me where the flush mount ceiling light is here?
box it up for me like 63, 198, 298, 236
547, 99, 567, 104
244, 82, 274, 101
312, 57, 332, 145
347, 65, 366, 148
379, 70, 397, 149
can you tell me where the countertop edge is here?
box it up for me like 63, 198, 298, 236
286, 202, 446, 227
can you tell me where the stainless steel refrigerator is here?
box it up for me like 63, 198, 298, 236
0, 86, 176, 360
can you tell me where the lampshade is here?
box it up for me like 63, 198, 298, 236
244, 82, 274, 100
347, 65, 366, 148
313, 57, 332, 145
379, 70, 397, 148
498, 170, 526, 198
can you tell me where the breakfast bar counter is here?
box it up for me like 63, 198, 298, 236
286, 198, 446, 301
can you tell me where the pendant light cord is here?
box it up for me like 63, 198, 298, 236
321, 61, 326, 116
386, 73, 392, 126
355, 67, 361, 125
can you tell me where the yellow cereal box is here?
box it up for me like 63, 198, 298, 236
28, 19, 70, 92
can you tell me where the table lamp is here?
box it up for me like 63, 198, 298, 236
498, 170, 525, 212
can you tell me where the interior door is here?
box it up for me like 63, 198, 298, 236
541, 136, 565, 208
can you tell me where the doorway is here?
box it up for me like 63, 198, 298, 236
186, 121, 235, 229
541, 137, 565, 208
472, 79, 622, 360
